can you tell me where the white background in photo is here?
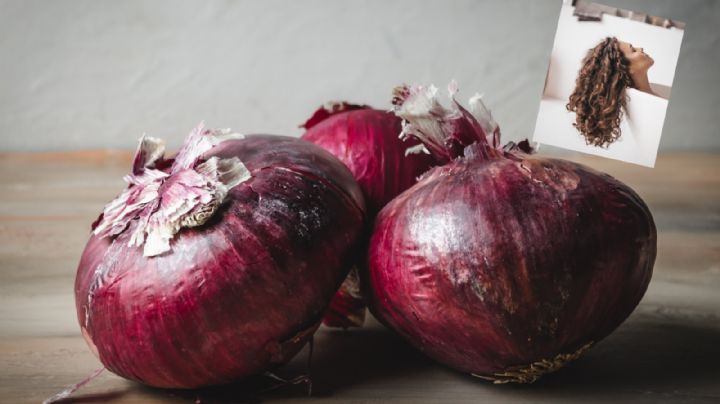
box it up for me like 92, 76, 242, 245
533, 3, 684, 167
0, 0, 716, 152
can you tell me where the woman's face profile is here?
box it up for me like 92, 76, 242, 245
618, 41, 654, 72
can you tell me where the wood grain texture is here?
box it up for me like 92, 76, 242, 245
0, 151, 719, 403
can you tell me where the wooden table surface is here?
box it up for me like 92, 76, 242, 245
1, 151, 718, 404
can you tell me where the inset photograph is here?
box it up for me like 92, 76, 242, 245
533, 0, 685, 167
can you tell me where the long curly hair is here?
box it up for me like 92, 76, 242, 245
566, 37, 634, 148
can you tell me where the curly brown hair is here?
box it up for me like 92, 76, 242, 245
566, 37, 634, 148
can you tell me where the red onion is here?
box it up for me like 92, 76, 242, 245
75, 124, 365, 388
301, 102, 437, 327
366, 83, 656, 383
301, 102, 435, 215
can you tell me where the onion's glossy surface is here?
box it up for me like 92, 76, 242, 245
302, 104, 435, 216
301, 104, 437, 328
368, 155, 656, 381
75, 132, 365, 388
366, 83, 656, 382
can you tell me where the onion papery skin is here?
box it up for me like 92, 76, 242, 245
367, 154, 656, 381
75, 134, 365, 388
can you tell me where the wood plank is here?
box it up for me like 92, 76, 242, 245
1, 151, 718, 403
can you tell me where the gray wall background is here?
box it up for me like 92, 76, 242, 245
1, 0, 717, 152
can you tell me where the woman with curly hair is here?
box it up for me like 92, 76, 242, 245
566, 36, 659, 148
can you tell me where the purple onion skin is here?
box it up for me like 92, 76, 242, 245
75, 135, 365, 388
302, 107, 436, 328
367, 155, 656, 378
302, 108, 435, 217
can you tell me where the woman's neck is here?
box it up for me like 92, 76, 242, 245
630, 70, 654, 95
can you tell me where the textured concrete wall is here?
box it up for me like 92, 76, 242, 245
1, 0, 717, 152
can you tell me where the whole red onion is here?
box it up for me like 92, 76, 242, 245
75, 124, 365, 388
301, 102, 436, 216
366, 84, 656, 383
301, 102, 437, 328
